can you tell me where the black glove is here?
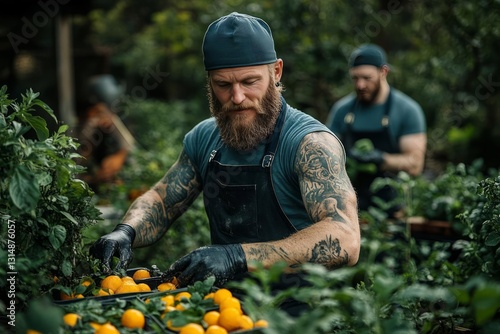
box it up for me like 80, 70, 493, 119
89, 224, 136, 273
349, 148, 384, 166
164, 244, 247, 288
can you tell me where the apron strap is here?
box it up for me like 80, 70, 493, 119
262, 96, 287, 168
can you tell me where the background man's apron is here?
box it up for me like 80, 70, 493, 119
344, 90, 401, 216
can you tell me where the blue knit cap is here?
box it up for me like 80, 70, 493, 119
349, 44, 388, 68
202, 12, 277, 71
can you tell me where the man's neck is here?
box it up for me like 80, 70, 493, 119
373, 81, 390, 105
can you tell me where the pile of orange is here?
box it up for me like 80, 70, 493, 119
99, 273, 152, 295
166, 288, 269, 333
59, 277, 94, 300
57, 269, 270, 333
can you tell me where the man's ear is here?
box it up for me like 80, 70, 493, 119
274, 59, 284, 82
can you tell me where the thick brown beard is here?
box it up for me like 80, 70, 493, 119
356, 77, 381, 104
207, 80, 282, 152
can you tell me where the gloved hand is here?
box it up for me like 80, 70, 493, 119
349, 148, 384, 166
89, 224, 136, 273
163, 244, 247, 288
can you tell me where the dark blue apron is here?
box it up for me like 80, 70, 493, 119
344, 90, 400, 216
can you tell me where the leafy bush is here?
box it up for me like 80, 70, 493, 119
0, 86, 101, 311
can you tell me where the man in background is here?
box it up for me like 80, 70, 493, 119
326, 44, 426, 217
75, 75, 135, 193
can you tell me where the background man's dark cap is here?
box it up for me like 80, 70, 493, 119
348, 44, 388, 68
202, 12, 277, 71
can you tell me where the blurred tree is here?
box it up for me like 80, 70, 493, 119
76, 0, 500, 172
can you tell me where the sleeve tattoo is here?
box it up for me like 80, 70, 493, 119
296, 132, 355, 268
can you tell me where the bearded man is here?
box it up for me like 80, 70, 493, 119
326, 44, 427, 217
90, 12, 360, 316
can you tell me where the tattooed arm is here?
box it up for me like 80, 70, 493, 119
122, 149, 202, 247
241, 131, 360, 270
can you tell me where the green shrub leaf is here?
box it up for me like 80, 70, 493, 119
61, 259, 73, 277
61, 211, 79, 225
24, 114, 49, 141
485, 232, 500, 247
49, 225, 67, 250
9, 164, 40, 211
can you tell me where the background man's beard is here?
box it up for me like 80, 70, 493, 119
208, 83, 282, 151
357, 81, 380, 104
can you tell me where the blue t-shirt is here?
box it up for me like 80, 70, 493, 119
184, 101, 337, 230
326, 88, 426, 153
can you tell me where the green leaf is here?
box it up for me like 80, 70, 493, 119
472, 285, 500, 325
61, 211, 79, 225
56, 165, 70, 189
9, 165, 40, 211
485, 232, 500, 247
49, 225, 67, 250
24, 114, 49, 141
61, 259, 73, 277
57, 124, 68, 134
33, 98, 57, 122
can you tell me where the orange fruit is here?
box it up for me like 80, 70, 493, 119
161, 294, 175, 307
157, 282, 176, 291
204, 292, 215, 300
203, 310, 220, 327
179, 323, 205, 334
26, 330, 42, 334
254, 319, 269, 328
81, 279, 92, 287
176, 303, 186, 311
162, 305, 176, 314
97, 288, 114, 296
175, 291, 192, 301
95, 322, 120, 334
60, 291, 74, 300
167, 320, 183, 331
219, 297, 242, 313
137, 283, 152, 292
171, 276, 180, 287
100, 275, 122, 292
121, 308, 146, 329
132, 269, 151, 281
121, 276, 135, 283
115, 282, 141, 294
90, 322, 102, 330
213, 288, 232, 305
205, 325, 228, 334
218, 307, 242, 331
239, 315, 254, 330
75, 294, 84, 299
63, 313, 81, 327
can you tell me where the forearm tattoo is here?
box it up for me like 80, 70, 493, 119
125, 150, 201, 246
310, 235, 348, 269
246, 244, 300, 267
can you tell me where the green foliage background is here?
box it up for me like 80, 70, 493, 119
77, 0, 500, 173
